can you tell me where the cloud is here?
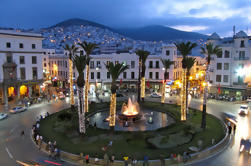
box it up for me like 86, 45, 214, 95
170, 25, 209, 32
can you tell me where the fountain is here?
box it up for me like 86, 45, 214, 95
118, 96, 142, 121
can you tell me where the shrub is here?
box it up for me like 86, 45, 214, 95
57, 112, 72, 121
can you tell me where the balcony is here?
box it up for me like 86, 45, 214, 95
234, 57, 249, 61
233, 82, 247, 86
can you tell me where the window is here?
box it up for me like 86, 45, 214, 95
115, 61, 119, 65
217, 51, 222, 58
238, 76, 243, 83
32, 44, 36, 49
123, 72, 127, 79
44, 58, 46, 61
32, 56, 37, 64
6, 42, 11, 48
165, 72, 169, 79
6, 55, 12, 63
217, 63, 222, 70
224, 63, 229, 70
155, 61, 159, 68
65, 61, 67, 68
240, 40, 245, 48
149, 72, 153, 79
20, 68, 26, 80
19, 56, 25, 64
97, 72, 100, 79
149, 61, 153, 68
73, 72, 75, 77
224, 50, 230, 58
106, 61, 110, 66
239, 51, 245, 59
216, 75, 221, 82
96, 61, 101, 68
223, 75, 228, 82
32, 67, 37, 79
131, 61, 135, 68
156, 72, 159, 79
66, 72, 68, 78
90, 61, 94, 69
19, 43, 24, 49
166, 50, 170, 56
107, 72, 110, 79
91, 72, 94, 79
44, 63, 47, 67
131, 72, 135, 79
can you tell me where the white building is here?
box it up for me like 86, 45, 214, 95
207, 31, 251, 98
0, 30, 45, 105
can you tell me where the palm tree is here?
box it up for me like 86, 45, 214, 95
135, 50, 150, 102
78, 41, 97, 113
63, 44, 78, 111
105, 62, 129, 130
200, 43, 221, 129
175, 42, 197, 121
161, 59, 174, 104
71, 54, 88, 134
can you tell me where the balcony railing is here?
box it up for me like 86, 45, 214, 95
233, 82, 247, 86
234, 57, 249, 61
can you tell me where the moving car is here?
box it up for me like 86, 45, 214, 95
221, 112, 237, 125
0, 113, 8, 120
240, 138, 251, 154
239, 105, 249, 115
9, 106, 27, 114
150, 92, 161, 98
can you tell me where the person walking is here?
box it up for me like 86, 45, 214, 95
160, 155, 165, 166
104, 153, 109, 166
228, 125, 232, 135
110, 154, 115, 163
36, 134, 40, 145
143, 155, 149, 166
85, 154, 89, 165
20, 130, 25, 138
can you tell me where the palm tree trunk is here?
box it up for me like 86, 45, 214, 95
69, 59, 75, 109
137, 63, 141, 102
141, 77, 145, 102
201, 67, 209, 129
84, 65, 89, 113
186, 73, 189, 115
181, 69, 187, 121
77, 85, 85, 133
109, 93, 116, 130
161, 82, 165, 104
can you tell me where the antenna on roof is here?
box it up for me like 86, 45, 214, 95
233, 25, 236, 37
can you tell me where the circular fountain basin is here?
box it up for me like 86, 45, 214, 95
89, 109, 175, 131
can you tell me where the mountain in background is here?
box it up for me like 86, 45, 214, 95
48, 18, 112, 30
116, 25, 207, 41
48, 18, 207, 41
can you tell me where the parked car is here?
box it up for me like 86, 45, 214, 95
239, 105, 249, 115
150, 92, 161, 98
240, 138, 251, 154
0, 113, 8, 120
9, 106, 27, 114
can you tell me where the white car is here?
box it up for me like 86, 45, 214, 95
0, 113, 8, 120
239, 105, 249, 115
9, 107, 27, 114
150, 93, 161, 98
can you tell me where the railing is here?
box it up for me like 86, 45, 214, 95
234, 57, 249, 61
233, 82, 247, 86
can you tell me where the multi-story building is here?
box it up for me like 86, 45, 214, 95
44, 44, 184, 94
0, 30, 45, 105
207, 31, 251, 99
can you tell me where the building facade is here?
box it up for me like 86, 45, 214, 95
0, 30, 44, 105
208, 31, 251, 99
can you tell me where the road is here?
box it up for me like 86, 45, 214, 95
0, 95, 250, 166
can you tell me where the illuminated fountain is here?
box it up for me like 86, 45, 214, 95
118, 96, 142, 121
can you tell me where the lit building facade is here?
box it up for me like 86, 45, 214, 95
207, 31, 251, 99
0, 30, 45, 105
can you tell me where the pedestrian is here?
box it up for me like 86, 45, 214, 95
20, 130, 25, 137
85, 154, 89, 165
94, 154, 99, 164
233, 124, 236, 134
53, 141, 57, 148
110, 154, 115, 163
104, 153, 109, 166
143, 155, 149, 166
128, 157, 132, 166
36, 134, 40, 145
160, 155, 165, 166
123, 155, 128, 166
132, 156, 137, 166
228, 125, 232, 135
36, 122, 40, 129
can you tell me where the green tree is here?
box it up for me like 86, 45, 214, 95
200, 43, 222, 129
63, 44, 78, 111
135, 50, 150, 102
71, 54, 88, 133
78, 41, 97, 113
105, 62, 129, 130
161, 59, 174, 104
175, 42, 197, 121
